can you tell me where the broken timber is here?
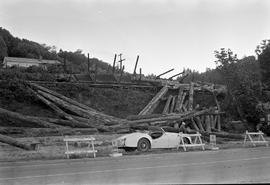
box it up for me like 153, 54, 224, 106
0, 134, 36, 150
138, 86, 168, 115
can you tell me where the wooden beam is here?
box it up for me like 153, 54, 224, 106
133, 55, 139, 75
162, 95, 172, 114
174, 87, 184, 112
191, 118, 199, 131
0, 134, 36, 150
194, 116, 205, 131
112, 54, 117, 74
188, 82, 194, 111
169, 96, 176, 113
156, 68, 174, 79
139, 86, 168, 115
205, 115, 211, 132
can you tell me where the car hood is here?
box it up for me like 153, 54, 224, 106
116, 132, 148, 140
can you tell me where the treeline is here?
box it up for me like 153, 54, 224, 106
0, 27, 112, 73
180, 42, 270, 127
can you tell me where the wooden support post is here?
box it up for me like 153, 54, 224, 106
179, 92, 187, 112
217, 115, 221, 131
213, 115, 217, 129
94, 64, 97, 82
175, 87, 184, 112
169, 96, 176, 113
119, 65, 125, 83
139, 68, 142, 81
191, 118, 199, 131
133, 55, 139, 75
188, 82, 194, 111
205, 115, 211, 132
163, 95, 172, 114
210, 115, 214, 129
87, 53, 90, 73
195, 116, 205, 132
64, 54, 67, 73
156, 68, 174, 79
112, 54, 117, 75
182, 100, 189, 112
0, 134, 36, 150
139, 86, 168, 115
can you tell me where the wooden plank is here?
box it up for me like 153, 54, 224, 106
0, 134, 36, 150
188, 82, 194, 111
174, 87, 184, 112
191, 118, 199, 131
182, 100, 189, 112
205, 115, 211, 132
162, 95, 173, 114
217, 115, 221, 131
210, 115, 215, 128
139, 86, 168, 115
179, 92, 187, 112
169, 96, 176, 113
194, 116, 205, 131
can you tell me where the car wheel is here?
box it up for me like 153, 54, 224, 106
137, 138, 151, 152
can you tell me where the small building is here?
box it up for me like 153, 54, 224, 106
3, 57, 61, 69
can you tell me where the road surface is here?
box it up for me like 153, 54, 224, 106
1, 147, 270, 184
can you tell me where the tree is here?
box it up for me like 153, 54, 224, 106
0, 36, 7, 65
257, 39, 270, 88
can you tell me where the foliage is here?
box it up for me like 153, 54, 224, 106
257, 40, 270, 89
0, 36, 7, 63
0, 27, 113, 74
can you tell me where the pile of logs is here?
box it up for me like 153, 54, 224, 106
0, 81, 226, 150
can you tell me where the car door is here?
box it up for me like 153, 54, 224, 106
151, 131, 169, 148
166, 132, 180, 148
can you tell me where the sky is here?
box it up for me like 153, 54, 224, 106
0, 0, 270, 77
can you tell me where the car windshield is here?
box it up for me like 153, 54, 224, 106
148, 126, 163, 133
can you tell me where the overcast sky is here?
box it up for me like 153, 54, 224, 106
0, 0, 270, 76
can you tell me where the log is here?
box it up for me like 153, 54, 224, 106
205, 115, 211, 132
174, 87, 184, 112
179, 92, 187, 112
217, 115, 221, 131
201, 131, 244, 140
39, 117, 92, 128
182, 100, 188, 112
130, 108, 213, 125
210, 115, 215, 128
32, 89, 75, 121
0, 127, 98, 136
127, 111, 193, 121
139, 86, 168, 115
169, 96, 176, 113
213, 115, 217, 129
191, 118, 199, 131
213, 92, 221, 111
37, 90, 129, 125
0, 107, 64, 129
0, 133, 35, 150
194, 116, 205, 131
162, 95, 172, 114
29, 82, 98, 112
188, 82, 194, 111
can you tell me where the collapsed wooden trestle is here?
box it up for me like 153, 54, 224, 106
0, 81, 226, 150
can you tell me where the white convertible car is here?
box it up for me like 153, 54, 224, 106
112, 127, 192, 152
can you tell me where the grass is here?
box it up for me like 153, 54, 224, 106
1, 134, 269, 162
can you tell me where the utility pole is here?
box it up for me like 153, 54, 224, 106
87, 53, 90, 73
118, 53, 125, 72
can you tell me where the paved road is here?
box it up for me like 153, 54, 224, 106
1, 147, 270, 184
